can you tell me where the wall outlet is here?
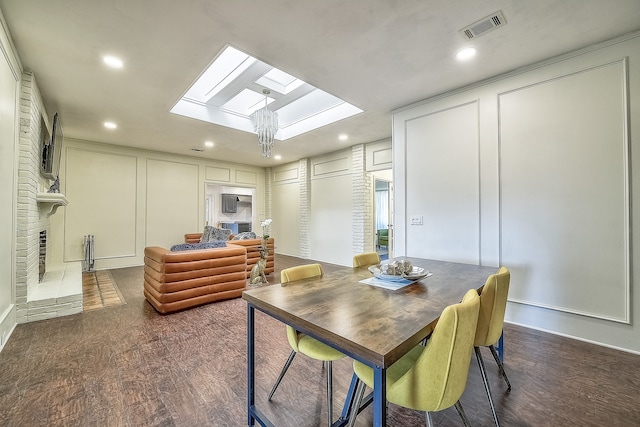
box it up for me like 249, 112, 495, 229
410, 215, 423, 225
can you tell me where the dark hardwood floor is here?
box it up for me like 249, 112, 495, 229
1, 254, 639, 426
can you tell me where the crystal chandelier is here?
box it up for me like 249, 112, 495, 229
250, 89, 279, 157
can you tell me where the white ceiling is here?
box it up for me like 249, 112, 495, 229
1, 0, 639, 167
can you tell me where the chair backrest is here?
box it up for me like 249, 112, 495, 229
280, 263, 324, 284
353, 252, 381, 267
280, 264, 324, 351
389, 289, 480, 412
474, 266, 510, 347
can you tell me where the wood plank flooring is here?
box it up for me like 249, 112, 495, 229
82, 270, 126, 311
1, 255, 639, 426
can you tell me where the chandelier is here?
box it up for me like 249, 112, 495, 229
250, 89, 279, 157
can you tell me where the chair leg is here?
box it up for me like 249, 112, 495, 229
425, 411, 434, 427
489, 344, 512, 392
268, 350, 296, 401
347, 378, 367, 427
420, 332, 433, 346
454, 401, 472, 427
327, 361, 333, 426
475, 347, 500, 427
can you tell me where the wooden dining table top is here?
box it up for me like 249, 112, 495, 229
243, 258, 497, 369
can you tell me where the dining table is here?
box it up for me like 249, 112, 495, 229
243, 257, 499, 427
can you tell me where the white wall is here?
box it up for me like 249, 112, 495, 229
269, 142, 391, 266
309, 149, 354, 266
271, 150, 358, 266
0, 12, 20, 348
393, 32, 640, 353
52, 138, 266, 270
271, 162, 303, 257
57, 138, 389, 270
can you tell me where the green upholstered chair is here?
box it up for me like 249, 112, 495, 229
268, 264, 346, 426
474, 266, 512, 426
377, 229, 389, 248
347, 289, 480, 427
352, 252, 381, 267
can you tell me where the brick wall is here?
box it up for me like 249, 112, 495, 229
298, 158, 310, 258
264, 167, 272, 221
15, 71, 81, 323
15, 71, 43, 321
351, 144, 374, 255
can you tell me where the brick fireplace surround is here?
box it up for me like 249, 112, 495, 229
15, 71, 82, 323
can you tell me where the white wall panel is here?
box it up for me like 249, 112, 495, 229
394, 33, 640, 352
308, 150, 354, 265
271, 181, 300, 256
64, 148, 137, 261
0, 37, 18, 337
205, 166, 230, 182
313, 155, 350, 177
499, 60, 629, 322
366, 139, 392, 171
274, 167, 299, 183
310, 174, 353, 266
236, 169, 257, 185
405, 101, 480, 264
146, 159, 199, 248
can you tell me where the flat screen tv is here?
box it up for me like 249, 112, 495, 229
41, 112, 63, 180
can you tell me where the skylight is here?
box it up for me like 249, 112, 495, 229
222, 88, 276, 117
256, 69, 304, 95
170, 45, 362, 141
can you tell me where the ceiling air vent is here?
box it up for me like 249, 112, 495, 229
460, 10, 506, 40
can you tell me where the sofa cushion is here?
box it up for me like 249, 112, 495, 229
170, 241, 227, 251
232, 231, 257, 240
200, 226, 232, 243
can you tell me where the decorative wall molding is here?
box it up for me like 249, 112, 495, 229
64, 147, 138, 262
205, 166, 231, 182
498, 58, 630, 323
235, 169, 257, 185
273, 166, 299, 183
400, 100, 481, 264
311, 149, 351, 179
365, 139, 392, 172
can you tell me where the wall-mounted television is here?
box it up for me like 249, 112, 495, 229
41, 112, 63, 180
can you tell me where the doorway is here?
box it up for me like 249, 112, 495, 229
374, 170, 392, 260
205, 183, 255, 232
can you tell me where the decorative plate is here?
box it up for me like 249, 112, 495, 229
368, 265, 429, 281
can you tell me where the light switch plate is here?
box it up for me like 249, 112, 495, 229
410, 215, 423, 225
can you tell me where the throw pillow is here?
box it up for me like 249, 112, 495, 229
232, 231, 257, 240
170, 241, 227, 251
200, 226, 232, 243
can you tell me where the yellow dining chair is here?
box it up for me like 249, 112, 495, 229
347, 289, 480, 427
352, 252, 381, 267
269, 264, 346, 426
474, 266, 512, 426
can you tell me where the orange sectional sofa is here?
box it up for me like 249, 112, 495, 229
143, 244, 247, 314
184, 233, 275, 278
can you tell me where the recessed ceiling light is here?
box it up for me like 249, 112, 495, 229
103, 55, 123, 69
274, 155, 282, 160
456, 47, 477, 61
104, 121, 117, 129
339, 134, 348, 141
204, 141, 214, 148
